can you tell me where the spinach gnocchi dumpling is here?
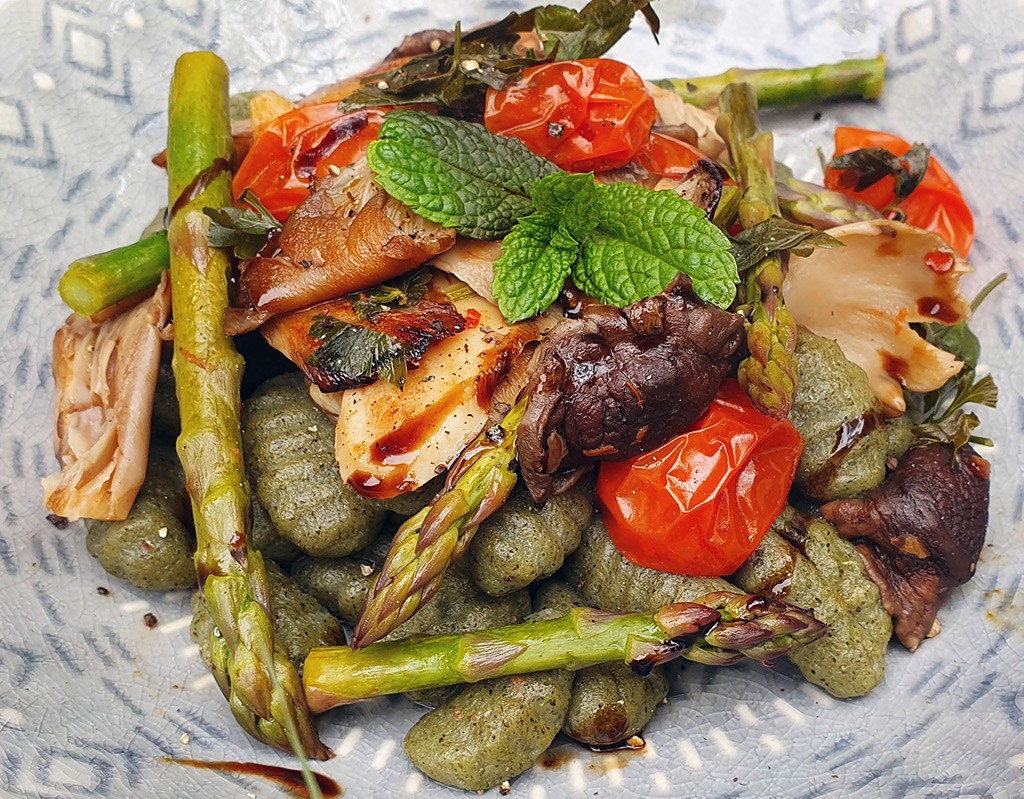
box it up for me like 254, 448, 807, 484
241, 374, 385, 557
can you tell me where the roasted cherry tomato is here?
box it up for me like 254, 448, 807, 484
484, 58, 656, 172
596, 380, 803, 577
632, 131, 707, 177
232, 104, 386, 219
824, 126, 974, 257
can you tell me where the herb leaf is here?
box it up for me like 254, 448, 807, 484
367, 110, 558, 240
570, 180, 738, 309
729, 216, 843, 274
912, 410, 983, 453
305, 314, 409, 389
535, 0, 658, 61
493, 172, 738, 320
348, 268, 433, 320
827, 143, 931, 205
341, 1, 659, 115
492, 213, 579, 322
204, 189, 281, 259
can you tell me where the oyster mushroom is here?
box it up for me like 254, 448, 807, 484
645, 82, 727, 161
310, 275, 548, 499
239, 157, 455, 319
42, 277, 172, 521
782, 219, 971, 414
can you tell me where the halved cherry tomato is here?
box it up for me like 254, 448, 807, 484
596, 380, 803, 577
232, 104, 386, 219
484, 59, 656, 173
632, 132, 706, 177
824, 126, 974, 256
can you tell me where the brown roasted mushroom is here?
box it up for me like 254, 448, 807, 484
820, 443, 990, 651
261, 293, 465, 392
517, 275, 745, 503
239, 158, 455, 318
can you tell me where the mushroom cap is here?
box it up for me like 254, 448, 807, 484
783, 219, 971, 414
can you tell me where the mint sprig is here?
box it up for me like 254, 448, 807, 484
493, 173, 738, 322
368, 113, 739, 323
366, 110, 557, 240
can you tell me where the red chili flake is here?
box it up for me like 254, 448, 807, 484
966, 455, 991, 480
464, 308, 482, 329
924, 250, 955, 274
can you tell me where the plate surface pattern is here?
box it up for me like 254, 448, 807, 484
1, 1, 1022, 797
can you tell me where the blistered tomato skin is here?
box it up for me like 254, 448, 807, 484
596, 380, 804, 577
824, 126, 974, 256
231, 104, 386, 219
484, 59, 656, 173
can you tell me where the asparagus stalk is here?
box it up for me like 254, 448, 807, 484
352, 397, 527, 649
167, 52, 329, 762
305, 591, 826, 712
654, 55, 885, 110
775, 163, 883, 229
717, 82, 798, 419
59, 232, 169, 316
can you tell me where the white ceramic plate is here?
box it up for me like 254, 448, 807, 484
2, 1, 1023, 797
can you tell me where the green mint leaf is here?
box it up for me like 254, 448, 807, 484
530, 172, 600, 242
729, 216, 843, 274
306, 314, 409, 389
493, 213, 579, 323
203, 189, 281, 260
534, 0, 658, 60
571, 181, 739, 308
367, 110, 558, 240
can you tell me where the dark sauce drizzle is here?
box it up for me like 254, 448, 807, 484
166, 759, 342, 798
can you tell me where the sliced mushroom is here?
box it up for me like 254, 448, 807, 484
311, 276, 549, 498
261, 291, 466, 392
429, 238, 503, 303
645, 82, 727, 161
240, 158, 455, 318
782, 219, 971, 414
42, 276, 172, 521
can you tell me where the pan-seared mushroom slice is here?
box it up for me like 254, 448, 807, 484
43, 277, 172, 521
311, 275, 547, 498
429, 238, 503, 304
783, 219, 971, 414
261, 292, 466, 392
240, 158, 455, 318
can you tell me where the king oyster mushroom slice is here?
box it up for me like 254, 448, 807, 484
310, 274, 551, 499
782, 219, 971, 415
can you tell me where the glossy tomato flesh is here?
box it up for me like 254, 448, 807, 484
597, 380, 803, 577
824, 126, 974, 256
484, 58, 656, 173
232, 104, 385, 219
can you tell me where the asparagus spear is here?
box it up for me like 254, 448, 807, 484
305, 591, 826, 712
59, 232, 169, 316
352, 397, 527, 649
166, 52, 329, 762
654, 55, 885, 110
775, 163, 883, 230
717, 82, 799, 419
